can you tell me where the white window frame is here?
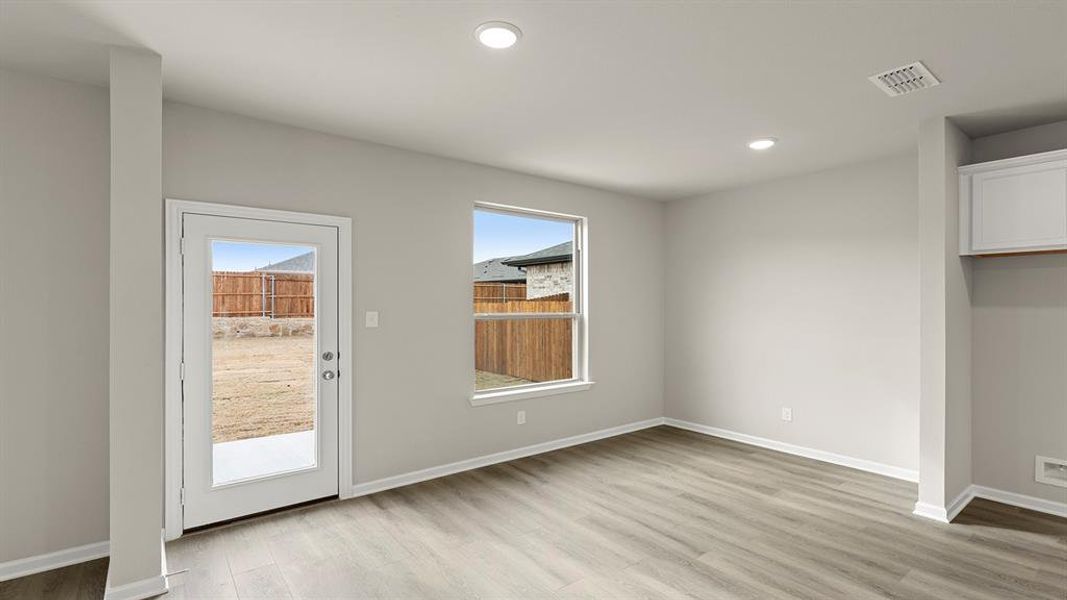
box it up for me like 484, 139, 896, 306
471, 202, 592, 406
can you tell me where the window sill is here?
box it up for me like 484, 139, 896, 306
470, 380, 595, 407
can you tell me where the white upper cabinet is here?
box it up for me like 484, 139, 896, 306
959, 148, 1067, 256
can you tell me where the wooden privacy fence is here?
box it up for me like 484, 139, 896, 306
213, 271, 315, 318
474, 296, 573, 383
473, 282, 527, 302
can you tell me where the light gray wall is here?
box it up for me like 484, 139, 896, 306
969, 121, 1067, 503
0, 69, 110, 563
163, 102, 665, 484
971, 120, 1067, 164
663, 155, 920, 472
917, 117, 972, 511
972, 255, 1066, 502
107, 49, 164, 589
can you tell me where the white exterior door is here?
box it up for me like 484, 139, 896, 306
181, 213, 339, 528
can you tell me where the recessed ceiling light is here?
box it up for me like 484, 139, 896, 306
748, 138, 777, 150
476, 21, 521, 49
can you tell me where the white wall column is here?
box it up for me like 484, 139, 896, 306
107, 47, 167, 598
916, 116, 973, 522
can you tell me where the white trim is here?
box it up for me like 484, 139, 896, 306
347, 418, 664, 498
958, 173, 972, 255
103, 575, 168, 600
946, 486, 976, 522
970, 484, 1067, 519
0, 541, 109, 582
913, 486, 976, 523
663, 418, 919, 482
165, 199, 352, 228
912, 501, 950, 523
914, 484, 1067, 523
577, 219, 589, 384
337, 212, 354, 502
958, 147, 1067, 175
164, 200, 183, 541
474, 201, 585, 223
471, 380, 595, 406
164, 198, 353, 537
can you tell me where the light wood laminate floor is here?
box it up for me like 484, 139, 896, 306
4, 426, 1065, 599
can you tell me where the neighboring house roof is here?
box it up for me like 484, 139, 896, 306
257, 251, 315, 272
474, 257, 526, 283
474, 241, 573, 282
502, 241, 572, 267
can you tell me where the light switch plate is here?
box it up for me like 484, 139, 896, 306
365, 311, 379, 328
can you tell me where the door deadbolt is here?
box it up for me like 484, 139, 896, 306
322, 351, 335, 361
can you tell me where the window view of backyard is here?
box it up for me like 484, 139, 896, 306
474, 208, 577, 391
210, 241, 318, 484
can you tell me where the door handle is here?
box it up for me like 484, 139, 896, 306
322, 370, 336, 381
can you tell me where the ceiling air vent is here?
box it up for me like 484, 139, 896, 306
869, 61, 940, 97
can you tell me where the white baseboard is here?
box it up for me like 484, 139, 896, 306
103, 574, 168, 600
914, 484, 1067, 523
970, 484, 1067, 519
913, 485, 973, 523
662, 418, 919, 482
345, 417, 666, 498
912, 501, 949, 523
0, 540, 109, 582
946, 485, 975, 521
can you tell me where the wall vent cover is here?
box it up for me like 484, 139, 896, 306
869, 61, 941, 97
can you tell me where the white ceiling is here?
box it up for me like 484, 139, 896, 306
2, 1, 1065, 200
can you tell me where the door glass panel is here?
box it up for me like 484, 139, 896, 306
210, 241, 317, 485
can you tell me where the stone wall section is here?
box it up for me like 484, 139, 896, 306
526, 261, 573, 299
213, 317, 314, 338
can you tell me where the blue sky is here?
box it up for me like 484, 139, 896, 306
211, 212, 569, 270
473, 210, 572, 263
212, 241, 313, 272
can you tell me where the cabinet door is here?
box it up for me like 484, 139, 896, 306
971, 160, 1067, 253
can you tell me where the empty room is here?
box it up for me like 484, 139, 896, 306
1, 2, 1066, 599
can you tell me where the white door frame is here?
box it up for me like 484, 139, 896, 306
164, 198, 353, 540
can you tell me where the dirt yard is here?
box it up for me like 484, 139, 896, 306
212, 335, 315, 443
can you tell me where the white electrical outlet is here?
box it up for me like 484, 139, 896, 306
365, 311, 379, 328
517, 410, 526, 425
781, 407, 793, 422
